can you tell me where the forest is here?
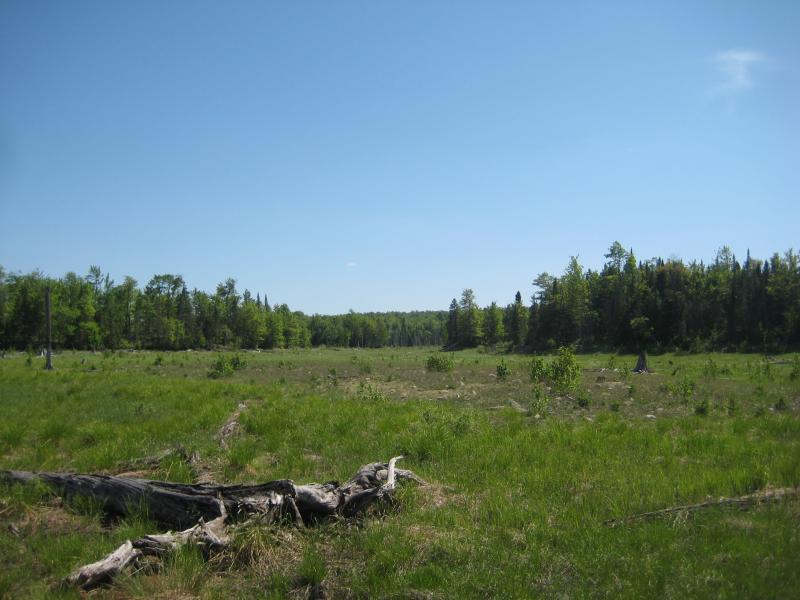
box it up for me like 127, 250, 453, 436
1, 243, 798, 353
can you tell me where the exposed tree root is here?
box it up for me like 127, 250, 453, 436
1, 456, 422, 590
603, 485, 799, 527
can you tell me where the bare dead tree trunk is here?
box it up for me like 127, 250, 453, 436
633, 350, 649, 373
44, 286, 53, 370
1, 457, 426, 590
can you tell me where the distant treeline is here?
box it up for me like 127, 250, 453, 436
1, 243, 798, 353
0, 268, 445, 351
446, 243, 799, 352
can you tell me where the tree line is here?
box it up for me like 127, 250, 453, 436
2, 243, 797, 353
0, 267, 445, 351
445, 243, 800, 352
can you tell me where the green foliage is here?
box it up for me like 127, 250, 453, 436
207, 353, 247, 378
529, 356, 547, 382
230, 354, 247, 370
531, 383, 548, 415
356, 381, 387, 403
549, 346, 581, 393
528, 348, 581, 393
496, 359, 511, 381
426, 353, 454, 373
667, 375, 696, 403
703, 358, 718, 378
3, 244, 800, 354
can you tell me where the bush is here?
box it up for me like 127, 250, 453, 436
356, 381, 387, 402
528, 348, 581, 393
529, 357, 547, 383
531, 383, 548, 415
426, 354, 454, 373
208, 354, 247, 379
496, 359, 511, 381
549, 347, 581, 393
230, 354, 247, 370
702, 358, 718, 378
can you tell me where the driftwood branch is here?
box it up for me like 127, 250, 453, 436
1, 457, 423, 590
603, 485, 799, 527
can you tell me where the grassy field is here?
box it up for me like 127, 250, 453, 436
1, 348, 799, 598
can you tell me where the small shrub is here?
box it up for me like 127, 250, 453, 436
576, 389, 590, 409
426, 354, 454, 373
760, 358, 773, 379
774, 396, 788, 411
327, 368, 338, 386
549, 347, 581, 393
356, 381, 387, 402
675, 376, 695, 403
531, 383, 548, 415
610, 402, 620, 412
153, 354, 164, 367
496, 359, 511, 381
230, 354, 247, 370
529, 357, 547, 383
207, 354, 245, 379
703, 358, 718, 378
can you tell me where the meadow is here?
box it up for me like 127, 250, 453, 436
1, 348, 799, 598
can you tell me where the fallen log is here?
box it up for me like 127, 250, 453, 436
603, 485, 799, 527
1, 456, 424, 590
63, 498, 230, 589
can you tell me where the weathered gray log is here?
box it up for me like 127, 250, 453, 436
2, 458, 423, 589
0, 470, 293, 529
63, 501, 230, 590
1, 461, 421, 530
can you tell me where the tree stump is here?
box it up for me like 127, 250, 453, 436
633, 350, 649, 373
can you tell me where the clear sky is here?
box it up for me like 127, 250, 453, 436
1, 1, 798, 314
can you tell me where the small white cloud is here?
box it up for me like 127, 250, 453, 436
346, 261, 357, 268
713, 49, 766, 92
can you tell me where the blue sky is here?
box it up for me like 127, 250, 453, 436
1, 1, 798, 313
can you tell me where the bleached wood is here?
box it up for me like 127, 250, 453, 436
1, 458, 424, 589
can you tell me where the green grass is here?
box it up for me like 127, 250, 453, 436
1, 348, 799, 598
